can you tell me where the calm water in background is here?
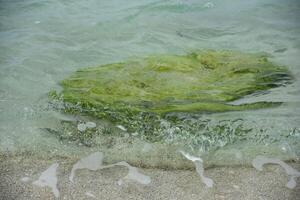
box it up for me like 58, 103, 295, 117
0, 0, 300, 164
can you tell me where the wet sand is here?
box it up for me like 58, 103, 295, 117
0, 153, 299, 200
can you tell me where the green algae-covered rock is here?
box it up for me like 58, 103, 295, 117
50, 50, 292, 128
47, 50, 297, 166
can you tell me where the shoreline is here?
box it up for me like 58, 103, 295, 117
1, 153, 299, 200
1, 138, 298, 170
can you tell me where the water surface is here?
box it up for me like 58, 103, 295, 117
0, 0, 300, 167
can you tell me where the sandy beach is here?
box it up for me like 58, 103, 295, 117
1, 153, 299, 200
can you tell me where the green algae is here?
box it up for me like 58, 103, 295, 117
49, 50, 293, 143
52, 50, 292, 117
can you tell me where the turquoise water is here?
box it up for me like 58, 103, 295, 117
0, 0, 300, 167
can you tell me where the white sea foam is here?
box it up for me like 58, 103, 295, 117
116, 125, 127, 131
179, 151, 203, 162
179, 151, 213, 187
70, 152, 104, 182
77, 122, 96, 132
112, 161, 151, 185
70, 152, 151, 185
252, 156, 300, 189
85, 122, 96, 129
33, 163, 59, 198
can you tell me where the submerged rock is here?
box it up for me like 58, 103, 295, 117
49, 50, 293, 142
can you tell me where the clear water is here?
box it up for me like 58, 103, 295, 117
1, 0, 300, 167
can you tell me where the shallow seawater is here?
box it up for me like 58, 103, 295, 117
0, 0, 300, 169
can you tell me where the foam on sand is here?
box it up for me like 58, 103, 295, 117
70, 152, 104, 182
33, 163, 59, 198
252, 155, 300, 189
180, 150, 213, 188
70, 151, 151, 185
111, 161, 151, 185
